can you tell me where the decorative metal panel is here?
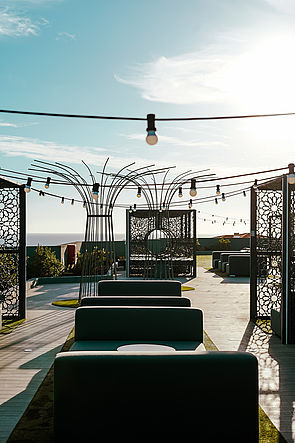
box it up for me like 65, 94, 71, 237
255, 189, 283, 317
128, 209, 196, 279
0, 181, 26, 319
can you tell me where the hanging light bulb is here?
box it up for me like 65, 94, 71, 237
39, 190, 44, 197
189, 178, 197, 197
61, 197, 65, 204
71, 199, 75, 205
109, 203, 113, 212
222, 193, 226, 202
133, 203, 137, 212
100, 204, 103, 214
129, 205, 132, 213
253, 179, 258, 190
178, 187, 183, 198
45, 177, 51, 189
83, 201, 86, 208
216, 184, 220, 195
146, 114, 158, 145
24, 177, 32, 193
162, 202, 166, 211
288, 163, 295, 185
243, 191, 247, 197
189, 199, 193, 209
137, 186, 142, 198
159, 204, 163, 213
215, 198, 218, 205
92, 183, 99, 200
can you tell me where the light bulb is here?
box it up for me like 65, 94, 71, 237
45, 177, 51, 189
146, 114, 158, 145
61, 197, 65, 204
92, 183, 99, 200
189, 178, 197, 197
71, 199, 75, 205
146, 131, 158, 145
133, 204, 137, 212
189, 189, 197, 197
288, 163, 295, 184
24, 177, 32, 193
178, 187, 183, 198
243, 191, 247, 197
137, 186, 142, 198
83, 201, 86, 208
216, 185, 220, 195
222, 193, 226, 202
215, 198, 218, 204
188, 199, 193, 209
129, 206, 132, 213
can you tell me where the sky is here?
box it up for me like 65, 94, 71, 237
0, 0, 295, 239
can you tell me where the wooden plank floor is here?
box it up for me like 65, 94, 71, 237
187, 260, 295, 443
0, 283, 77, 443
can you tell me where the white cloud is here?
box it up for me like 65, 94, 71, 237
0, 8, 40, 37
263, 0, 295, 14
56, 31, 76, 41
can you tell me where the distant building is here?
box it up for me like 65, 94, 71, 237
215, 232, 250, 239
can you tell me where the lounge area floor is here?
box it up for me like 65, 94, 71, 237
0, 261, 295, 442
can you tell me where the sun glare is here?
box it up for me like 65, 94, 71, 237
223, 34, 295, 112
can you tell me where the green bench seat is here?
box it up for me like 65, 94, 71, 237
70, 306, 203, 352
97, 279, 182, 296
80, 296, 191, 307
54, 351, 259, 442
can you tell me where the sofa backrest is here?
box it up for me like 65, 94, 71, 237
74, 306, 202, 342
97, 279, 182, 296
54, 351, 259, 442
80, 296, 191, 307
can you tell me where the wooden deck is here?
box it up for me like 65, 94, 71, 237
1, 260, 295, 442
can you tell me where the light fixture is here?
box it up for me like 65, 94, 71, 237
222, 193, 226, 202
109, 203, 113, 212
162, 202, 166, 211
215, 198, 218, 204
61, 197, 65, 204
146, 114, 158, 145
83, 201, 86, 208
178, 187, 183, 198
216, 185, 220, 195
189, 178, 197, 197
137, 186, 142, 198
39, 190, 44, 196
45, 177, 51, 189
253, 179, 258, 190
24, 177, 32, 193
189, 199, 193, 209
133, 203, 137, 212
243, 191, 247, 197
71, 199, 75, 205
288, 163, 295, 185
92, 183, 99, 200
129, 205, 132, 213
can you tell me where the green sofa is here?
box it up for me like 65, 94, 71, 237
70, 306, 203, 351
80, 295, 191, 307
54, 350, 259, 442
97, 279, 182, 296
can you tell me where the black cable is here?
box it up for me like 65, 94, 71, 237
1, 108, 295, 121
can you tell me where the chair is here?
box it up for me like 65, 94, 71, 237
97, 279, 182, 296
80, 295, 191, 307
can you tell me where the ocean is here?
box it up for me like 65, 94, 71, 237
26, 233, 126, 246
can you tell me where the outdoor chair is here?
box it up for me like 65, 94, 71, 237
211, 250, 240, 268
54, 350, 259, 442
218, 251, 249, 272
70, 306, 203, 351
225, 254, 250, 277
80, 295, 191, 307
97, 279, 182, 296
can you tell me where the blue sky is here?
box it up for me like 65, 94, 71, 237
0, 0, 295, 237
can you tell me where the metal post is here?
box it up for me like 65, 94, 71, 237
281, 174, 288, 343
18, 185, 26, 319
250, 185, 257, 321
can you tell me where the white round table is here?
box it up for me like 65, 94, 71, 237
117, 343, 176, 352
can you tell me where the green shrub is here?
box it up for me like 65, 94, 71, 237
27, 245, 64, 278
0, 254, 18, 292
217, 237, 232, 250
72, 247, 112, 276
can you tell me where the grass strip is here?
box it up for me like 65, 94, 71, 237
0, 319, 25, 334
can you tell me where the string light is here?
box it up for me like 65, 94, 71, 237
61, 197, 64, 204
45, 177, 51, 189
222, 193, 226, 202
24, 177, 32, 193
92, 183, 99, 200
215, 198, 218, 205
189, 178, 197, 197
133, 203, 137, 212
146, 114, 158, 145
83, 200, 86, 208
129, 205, 132, 213
39, 190, 45, 196
253, 179, 258, 190
243, 191, 247, 197
137, 186, 142, 198
178, 187, 183, 198
216, 185, 220, 195
288, 163, 295, 185
189, 199, 193, 208
71, 199, 75, 205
